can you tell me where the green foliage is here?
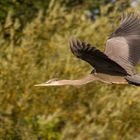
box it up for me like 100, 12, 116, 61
0, 0, 140, 140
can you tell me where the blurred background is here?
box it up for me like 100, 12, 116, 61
0, 0, 140, 140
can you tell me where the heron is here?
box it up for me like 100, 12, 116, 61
35, 13, 140, 87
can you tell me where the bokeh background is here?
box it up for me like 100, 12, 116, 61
0, 0, 140, 140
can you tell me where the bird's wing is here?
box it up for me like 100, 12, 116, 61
69, 38, 127, 75
105, 13, 140, 75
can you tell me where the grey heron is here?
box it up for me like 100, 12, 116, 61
35, 13, 140, 87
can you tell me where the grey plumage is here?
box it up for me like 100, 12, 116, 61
35, 13, 140, 87
105, 13, 140, 75
126, 75, 140, 86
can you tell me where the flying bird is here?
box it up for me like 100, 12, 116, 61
35, 13, 140, 87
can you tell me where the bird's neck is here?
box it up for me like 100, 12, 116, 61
55, 74, 96, 86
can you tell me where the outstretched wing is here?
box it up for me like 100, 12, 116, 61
69, 38, 127, 75
105, 13, 140, 75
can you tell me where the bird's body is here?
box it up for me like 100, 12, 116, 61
93, 73, 127, 84
35, 13, 140, 87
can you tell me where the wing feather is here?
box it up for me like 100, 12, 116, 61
105, 13, 140, 75
69, 38, 127, 75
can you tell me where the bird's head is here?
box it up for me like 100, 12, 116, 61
34, 78, 60, 86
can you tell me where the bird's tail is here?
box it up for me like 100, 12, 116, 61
125, 75, 140, 86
